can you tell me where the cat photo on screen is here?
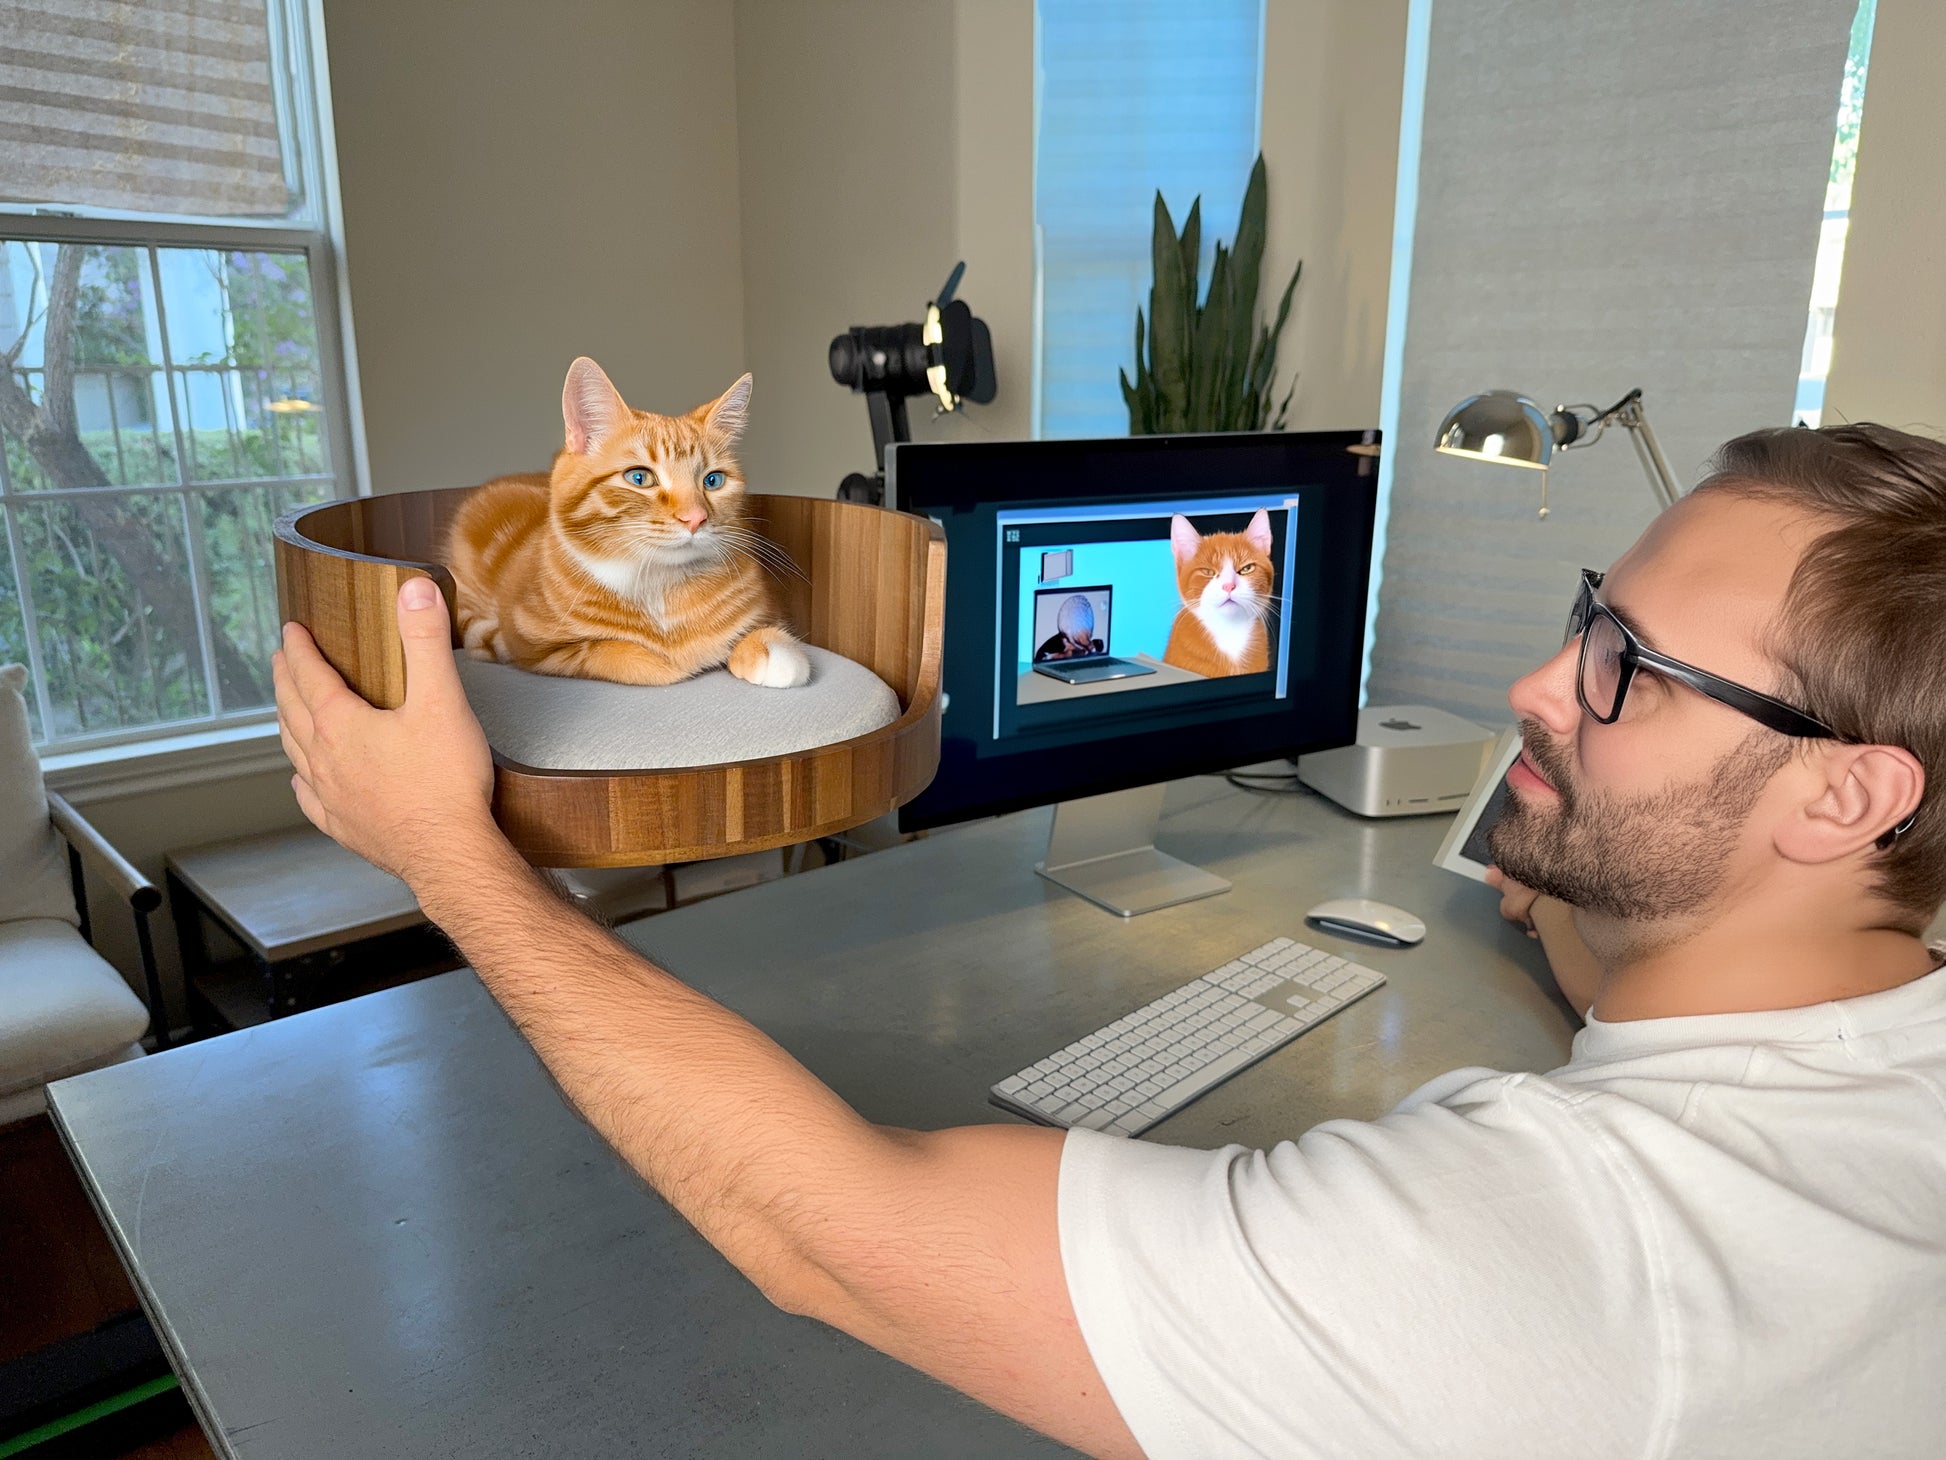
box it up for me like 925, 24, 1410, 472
1161, 508, 1276, 678
445, 358, 809, 689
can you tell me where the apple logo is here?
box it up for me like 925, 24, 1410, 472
1379, 717, 1421, 732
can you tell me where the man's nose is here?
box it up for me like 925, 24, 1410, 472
1508, 638, 1581, 736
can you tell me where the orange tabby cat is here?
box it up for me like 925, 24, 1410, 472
1161, 509, 1276, 677
445, 358, 809, 689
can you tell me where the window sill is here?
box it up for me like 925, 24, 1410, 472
42, 719, 290, 806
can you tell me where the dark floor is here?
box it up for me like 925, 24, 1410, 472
0, 1115, 215, 1459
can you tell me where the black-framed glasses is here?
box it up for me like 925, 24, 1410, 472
1565, 569, 1840, 739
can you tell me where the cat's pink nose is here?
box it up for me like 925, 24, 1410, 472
1219, 573, 1239, 593
678, 508, 707, 533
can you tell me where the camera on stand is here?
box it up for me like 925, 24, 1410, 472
829, 262, 996, 504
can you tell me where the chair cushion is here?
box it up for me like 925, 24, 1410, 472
0, 664, 75, 926
455, 646, 901, 772
0, 918, 151, 1098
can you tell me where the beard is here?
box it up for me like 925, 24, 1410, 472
1488, 719, 1789, 921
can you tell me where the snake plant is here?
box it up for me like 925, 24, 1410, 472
1121, 155, 1301, 434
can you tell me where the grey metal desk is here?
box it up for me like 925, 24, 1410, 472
49, 779, 1577, 1458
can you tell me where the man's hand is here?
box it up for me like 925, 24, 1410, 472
1483, 865, 1541, 937
273, 578, 498, 884
1485, 867, 1603, 1016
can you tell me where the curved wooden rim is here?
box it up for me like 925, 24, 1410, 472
272, 490, 945, 866
272, 494, 941, 783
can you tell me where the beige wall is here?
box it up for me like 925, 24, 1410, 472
323, 0, 749, 495
1822, 0, 1946, 433
731, 0, 1036, 498
1260, 0, 1407, 432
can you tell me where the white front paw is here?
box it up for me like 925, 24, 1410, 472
751, 639, 812, 689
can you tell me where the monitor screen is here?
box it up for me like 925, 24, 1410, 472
891, 430, 1379, 830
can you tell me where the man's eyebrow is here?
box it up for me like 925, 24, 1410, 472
1594, 591, 1667, 655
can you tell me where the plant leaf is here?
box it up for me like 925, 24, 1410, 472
1190, 242, 1231, 430
1149, 191, 1189, 432
1179, 196, 1201, 318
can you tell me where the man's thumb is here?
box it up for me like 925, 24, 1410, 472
397, 576, 460, 704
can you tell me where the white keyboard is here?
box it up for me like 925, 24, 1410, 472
991, 938, 1387, 1137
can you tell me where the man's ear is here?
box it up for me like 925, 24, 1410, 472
1777, 742, 1925, 865
563, 357, 629, 455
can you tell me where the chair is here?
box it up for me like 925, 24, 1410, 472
0, 664, 160, 1128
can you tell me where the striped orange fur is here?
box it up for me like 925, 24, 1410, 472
1161, 509, 1276, 678
445, 358, 809, 689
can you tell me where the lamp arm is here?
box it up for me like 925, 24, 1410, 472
1560, 388, 1682, 510
1611, 395, 1682, 509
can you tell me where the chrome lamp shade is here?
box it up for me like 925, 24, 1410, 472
1434, 391, 1555, 470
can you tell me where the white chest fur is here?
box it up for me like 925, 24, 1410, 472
1193, 582, 1262, 663
572, 547, 687, 624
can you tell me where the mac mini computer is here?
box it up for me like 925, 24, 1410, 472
1296, 705, 1496, 818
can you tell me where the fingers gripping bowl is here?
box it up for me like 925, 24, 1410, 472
274, 490, 944, 868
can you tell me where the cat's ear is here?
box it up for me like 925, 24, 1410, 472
1245, 508, 1274, 556
1170, 514, 1201, 561
697, 372, 754, 444
562, 357, 629, 455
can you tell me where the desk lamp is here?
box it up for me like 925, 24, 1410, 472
1434, 387, 1682, 516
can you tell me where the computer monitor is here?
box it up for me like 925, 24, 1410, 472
890, 429, 1380, 915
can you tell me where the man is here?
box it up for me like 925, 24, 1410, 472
275, 423, 1946, 1458
1036, 593, 1106, 661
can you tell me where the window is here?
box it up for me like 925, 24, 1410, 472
1034, 0, 1264, 439
0, 0, 356, 752
1794, 0, 1876, 427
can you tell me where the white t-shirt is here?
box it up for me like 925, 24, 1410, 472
1059, 965, 1946, 1459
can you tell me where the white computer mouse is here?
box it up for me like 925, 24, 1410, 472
1304, 898, 1427, 948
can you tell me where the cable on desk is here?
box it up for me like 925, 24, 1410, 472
1220, 768, 1314, 796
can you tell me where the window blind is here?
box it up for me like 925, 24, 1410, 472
1366, 0, 1857, 724
0, 0, 289, 218
1035, 0, 1263, 439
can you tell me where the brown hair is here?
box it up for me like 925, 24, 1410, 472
1694, 423, 1946, 923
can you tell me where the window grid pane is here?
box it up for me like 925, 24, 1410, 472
0, 233, 345, 748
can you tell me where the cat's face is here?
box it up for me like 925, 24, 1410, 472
548, 357, 754, 572
1171, 509, 1276, 622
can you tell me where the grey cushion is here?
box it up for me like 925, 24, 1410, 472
456, 645, 901, 772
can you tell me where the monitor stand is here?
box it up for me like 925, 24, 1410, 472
1035, 783, 1231, 918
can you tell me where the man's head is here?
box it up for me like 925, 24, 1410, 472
1490, 423, 1945, 935
1058, 595, 1096, 651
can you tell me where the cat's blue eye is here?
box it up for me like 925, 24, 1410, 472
702, 469, 727, 491
623, 468, 653, 488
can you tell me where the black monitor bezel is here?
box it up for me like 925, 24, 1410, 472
890, 430, 1380, 832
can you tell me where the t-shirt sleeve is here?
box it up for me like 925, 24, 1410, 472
1057, 1077, 1664, 1460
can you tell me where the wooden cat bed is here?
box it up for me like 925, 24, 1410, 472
273, 489, 944, 868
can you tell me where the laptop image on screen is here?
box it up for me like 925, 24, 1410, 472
1030, 585, 1157, 685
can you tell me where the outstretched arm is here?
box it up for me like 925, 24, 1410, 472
273, 578, 1141, 1460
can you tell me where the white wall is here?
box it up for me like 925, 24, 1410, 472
1823, 0, 1946, 433
1260, 0, 1408, 433
731, 0, 1037, 499
324, 0, 748, 495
